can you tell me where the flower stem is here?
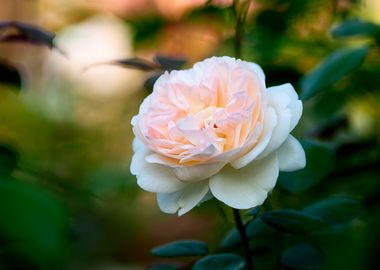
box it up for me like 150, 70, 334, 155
233, 0, 249, 59
232, 208, 254, 270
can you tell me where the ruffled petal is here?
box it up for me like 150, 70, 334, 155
157, 181, 209, 215
277, 135, 306, 171
230, 107, 277, 169
209, 153, 279, 209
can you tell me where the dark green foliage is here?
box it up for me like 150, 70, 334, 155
260, 210, 331, 235
281, 243, 323, 270
301, 46, 370, 100
331, 18, 380, 40
151, 240, 208, 257
0, 145, 18, 177
193, 254, 245, 270
0, 180, 68, 269
303, 197, 365, 226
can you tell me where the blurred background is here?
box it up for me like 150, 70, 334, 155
0, 0, 380, 269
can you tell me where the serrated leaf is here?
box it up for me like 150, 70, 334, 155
281, 243, 323, 270
0, 20, 61, 52
151, 240, 208, 257
278, 140, 334, 193
331, 18, 380, 39
154, 55, 186, 71
301, 46, 369, 100
193, 254, 245, 270
260, 210, 331, 235
0, 180, 68, 268
303, 197, 364, 226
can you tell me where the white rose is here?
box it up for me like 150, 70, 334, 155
131, 56, 305, 215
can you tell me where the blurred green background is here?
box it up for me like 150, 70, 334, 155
0, 0, 380, 269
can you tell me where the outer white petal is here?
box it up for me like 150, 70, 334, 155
267, 83, 298, 101
157, 181, 209, 216
131, 145, 186, 193
277, 135, 306, 171
132, 137, 144, 152
258, 83, 302, 158
248, 62, 266, 88
267, 83, 302, 132
130, 144, 150, 175
209, 153, 279, 209
137, 163, 187, 193
146, 153, 226, 181
258, 108, 291, 158
288, 100, 302, 131
230, 107, 277, 169
173, 163, 226, 182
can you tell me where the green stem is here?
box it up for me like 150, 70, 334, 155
232, 208, 254, 270
233, 0, 248, 59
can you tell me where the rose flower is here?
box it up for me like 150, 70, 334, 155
131, 56, 305, 215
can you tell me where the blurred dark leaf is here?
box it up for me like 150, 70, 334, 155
0, 21, 60, 51
0, 180, 68, 268
301, 46, 369, 100
278, 140, 334, 193
220, 228, 240, 249
154, 55, 186, 71
193, 253, 245, 270
246, 218, 277, 239
303, 197, 365, 226
260, 210, 331, 235
149, 263, 181, 270
281, 243, 323, 270
0, 145, 18, 177
151, 240, 208, 257
0, 61, 22, 88
84, 58, 159, 72
221, 218, 277, 249
144, 73, 162, 90
246, 206, 261, 217
331, 18, 380, 39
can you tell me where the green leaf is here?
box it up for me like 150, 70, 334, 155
0, 145, 18, 177
281, 243, 323, 270
193, 254, 245, 270
278, 140, 334, 193
246, 206, 261, 217
300, 46, 369, 100
220, 228, 240, 249
331, 19, 380, 39
151, 240, 208, 257
303, 197, 365, 226
260, 210, 331, 235
0, 180, 68, 268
